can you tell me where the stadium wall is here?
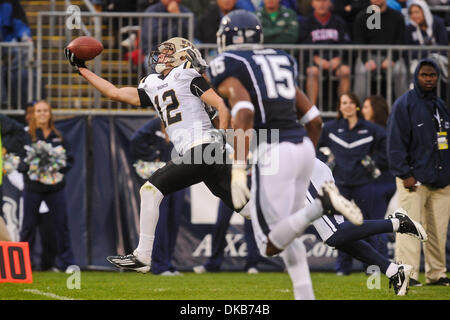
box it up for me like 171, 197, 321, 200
2, 116, 449, 272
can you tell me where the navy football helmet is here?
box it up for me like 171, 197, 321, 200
216, 9, 263, 53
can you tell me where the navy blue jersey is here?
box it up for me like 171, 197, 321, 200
207, 48, 303, 137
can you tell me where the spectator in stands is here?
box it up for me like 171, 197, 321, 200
387, 59, 450, 286
0, 114, 27, 241
0, 0, 34, 109
254, 0, 305, 21
332, 0, 370, 38
193, 200, 262, 274
130, 118, 185, 276
406, 0, 448, 46
255, 0, 299, 44
19, 101, 75, 272
353, 0, 408, 101
141, 0, 192, 72
317, 92, 388, 275
362, 95, 396, 261
299, 0, 351, 105
196, 0, 238, 44
405, 0, 448, 75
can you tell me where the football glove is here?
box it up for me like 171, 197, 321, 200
64, 47, 86, 74
231, 163, 251, 210
186, 48, 208, 74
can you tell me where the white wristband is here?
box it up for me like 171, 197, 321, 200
231, 101, 255, 118
300, 105, 320, 125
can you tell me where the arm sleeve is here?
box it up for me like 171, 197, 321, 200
190, 76, 211, 97
386, 99, 413, 179
137, 88, 154, 108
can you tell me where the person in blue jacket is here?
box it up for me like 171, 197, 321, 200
130, 117, 185, 276
317, 92, 388, 275
387, 58, 450, 286
19, 101, 75, 272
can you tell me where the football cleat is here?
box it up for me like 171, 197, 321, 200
389, 264, 412, 296
107, 251, 151, 273
318, 181, 363, 225
389, 208, 428, 242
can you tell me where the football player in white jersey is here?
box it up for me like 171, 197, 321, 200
65, 37, 245, 272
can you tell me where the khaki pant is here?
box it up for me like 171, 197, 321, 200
395, 178, 450, 283
0, 216, 11, 241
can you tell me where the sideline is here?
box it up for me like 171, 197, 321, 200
23, 289, 80, 300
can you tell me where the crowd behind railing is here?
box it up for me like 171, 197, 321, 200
0, 0, 448, 115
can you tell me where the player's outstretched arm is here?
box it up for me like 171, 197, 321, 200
78, 68, 141, 106
65, 48, 141, 106
295, 87, 322, 147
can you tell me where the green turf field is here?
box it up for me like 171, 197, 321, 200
1, 271, 449, 300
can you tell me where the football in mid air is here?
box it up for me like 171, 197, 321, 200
67, 36, 103, 61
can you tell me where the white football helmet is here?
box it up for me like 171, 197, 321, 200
150, 37, 194, 73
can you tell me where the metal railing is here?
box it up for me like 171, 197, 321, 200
0, 42, 35, 114
35, 11, 194, 114
1, 9, 448, 116
197, 44, 450, 117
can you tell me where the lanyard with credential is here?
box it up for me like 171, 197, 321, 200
434, 108, 442, 131
435, 107, 448, 150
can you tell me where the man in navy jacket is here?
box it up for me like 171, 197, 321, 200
387, 58, 450, 286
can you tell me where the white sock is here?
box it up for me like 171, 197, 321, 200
135, 182, 164, 265
391, 218, 400, 232
281, 240, 315, 300
385, 263, 399, 278
268, 200, 323, 250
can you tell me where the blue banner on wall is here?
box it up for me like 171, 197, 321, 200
3, 115, 450, 273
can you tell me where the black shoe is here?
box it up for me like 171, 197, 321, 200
318, 181, 363, 225
409, 278, 423, 287
107, 253, 150, 273
427, 277, 450, 286
389, 264, 412, 296
389, 208, 428, 242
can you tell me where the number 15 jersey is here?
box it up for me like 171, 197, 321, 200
207, 48, 303, 136
138, 62, 215, 155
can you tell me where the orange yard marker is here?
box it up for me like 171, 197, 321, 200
0, 242, 33, 283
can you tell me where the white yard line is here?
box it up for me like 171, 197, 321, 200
23, 289, 80, 300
